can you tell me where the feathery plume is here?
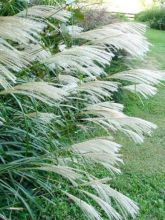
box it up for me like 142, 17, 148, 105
74, 22, 150, 57
43, 45, 114, 77
0, 82, 68, 105
82, 102, 157, 143
18, 5, 71, 22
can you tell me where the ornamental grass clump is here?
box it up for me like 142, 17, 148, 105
0, 0, 164, 219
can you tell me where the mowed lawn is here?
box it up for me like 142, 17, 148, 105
111, 29, 165, 220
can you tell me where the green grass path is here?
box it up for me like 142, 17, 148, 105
111, 29, 165, 220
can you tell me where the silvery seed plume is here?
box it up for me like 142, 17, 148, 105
59, 75, 80, 85
66, 25, 84, 36
78, 80, 119, 103
123, 84, 158, 99
18, 5, 71, 22
22, 44, 56, 72
0, 13, 52, 87
88, 180, 139, 219
0, 82, 68, 105
74, 22, 150, 57
64, 192, 102, 220
27, 112, 57, 124
83, 191, 122, 220
43, 45, 114, 77
0, 16, 45, 44
0, 43, 30, 72
0, 39, 36, 87
83, 102, 157, 144
59, 76, 119, 102
72, 137, 122, 173
36, 165, 83, 186
104, 22, 147, 35
23, 44, 51, 61
110, 69, 165, 85
0, 65, 16, 88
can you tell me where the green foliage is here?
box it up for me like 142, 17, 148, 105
113, 12, 128, 21
0, 0, 28, 15
135, 7, 165, 30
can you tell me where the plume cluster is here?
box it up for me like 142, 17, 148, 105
18, 5, 72, 22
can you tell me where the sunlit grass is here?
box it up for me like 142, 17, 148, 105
111, 28, 165, 219
146, 28, 165, 69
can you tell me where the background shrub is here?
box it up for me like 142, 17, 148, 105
135, 7, 165, 30
78, 8, 120, 30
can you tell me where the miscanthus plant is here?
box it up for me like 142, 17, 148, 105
0, 1, 164, 219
